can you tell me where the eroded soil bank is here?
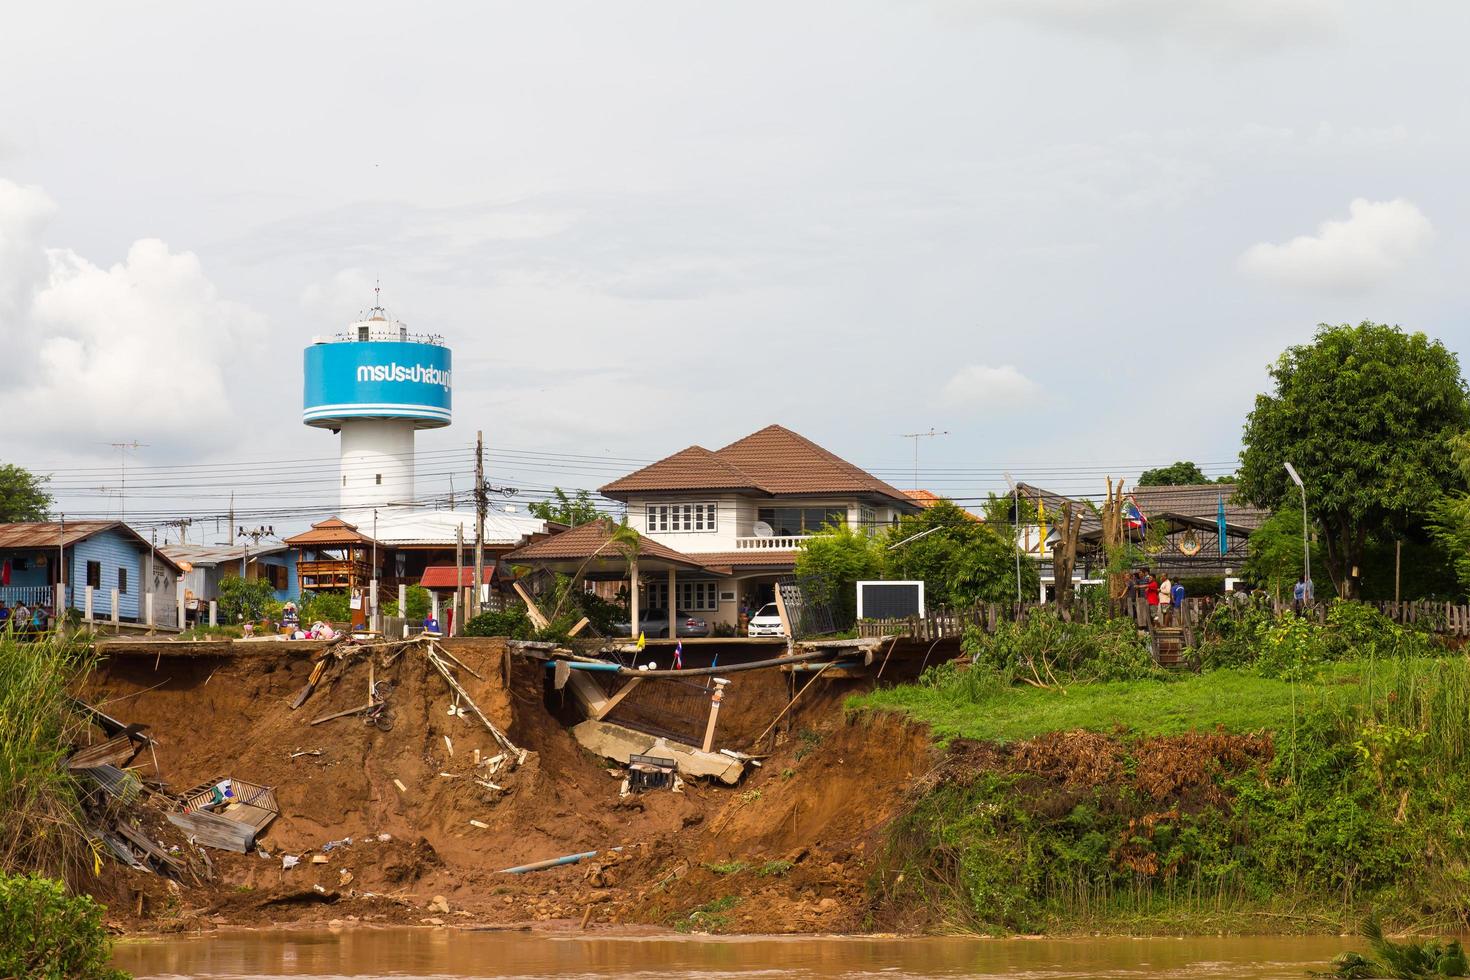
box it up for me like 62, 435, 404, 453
82, 639, 934, 936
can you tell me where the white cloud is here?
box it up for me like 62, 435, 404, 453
1237, 198, 1434, 291
0, 178, 263, 447
937, 364, 1040, 409
934, 0, 1341, 51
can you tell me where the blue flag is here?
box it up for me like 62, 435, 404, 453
1217, 494, 1228, 556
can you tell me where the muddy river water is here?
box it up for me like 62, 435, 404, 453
115, 928, 1360, 978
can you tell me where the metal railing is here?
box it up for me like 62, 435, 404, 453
734, 534, 808, 550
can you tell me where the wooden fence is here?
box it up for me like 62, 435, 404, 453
856, 597, 1470, 642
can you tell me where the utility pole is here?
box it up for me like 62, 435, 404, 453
900, 429, 948, 490
1004, 472, 1022, 604
474, 430, 487, 618
237, 525, 275, 580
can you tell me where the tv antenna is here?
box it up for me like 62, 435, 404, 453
101, 440, 147, 522
900, 429, 949, 490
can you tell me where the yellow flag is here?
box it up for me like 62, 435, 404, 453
636, 631, 646, 651
1037, 499, 1048, 557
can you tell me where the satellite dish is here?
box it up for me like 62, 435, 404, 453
752, 521, 774, 538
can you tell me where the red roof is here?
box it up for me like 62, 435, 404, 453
599, 424, 915, 506
419, 565, 489, 588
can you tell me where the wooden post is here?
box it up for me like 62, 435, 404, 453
702, 678, 729, 752
1395, 539, 1401, 604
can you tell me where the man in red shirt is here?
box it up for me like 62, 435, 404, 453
1145, 573, 1161, 624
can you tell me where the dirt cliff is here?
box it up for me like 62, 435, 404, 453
81, 639, 934, 935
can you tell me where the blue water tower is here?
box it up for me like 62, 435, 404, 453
303, 302, 452, 511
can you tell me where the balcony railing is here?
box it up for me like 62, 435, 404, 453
733, 535, 809, 550
0, 585, 57, 608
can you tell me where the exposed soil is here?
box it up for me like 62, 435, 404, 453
80, 640, 935, 936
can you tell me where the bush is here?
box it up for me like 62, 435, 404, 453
299, 590, 349, 624
217, 575, 276, 624
383, 585, 432, 621
463, 607, 534, 639
963, 611, 1161, 683
0, 873, 128, 979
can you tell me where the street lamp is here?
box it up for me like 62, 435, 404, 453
1004, 472, 1022, 604
1283, 462, 1311, 600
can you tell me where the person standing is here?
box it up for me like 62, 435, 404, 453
1159, 575, 1173, 625
1172, 579, 1186, 623
1293, 575, 1312, 616
1145, 573, 1160, 624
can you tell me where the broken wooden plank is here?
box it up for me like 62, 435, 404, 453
512, 581, 551, 630
115, 824, 184, 873
310, 701, 379, 725
426, 646, 524, 762
68, 733, 144, 771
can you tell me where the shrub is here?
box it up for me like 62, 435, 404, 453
299, 590, 350, 624
383, 585, 432, 621
463, 607, 534, 639
217, 575, 276, 624
0, 873, 128, 979
964, 611, 1160, 683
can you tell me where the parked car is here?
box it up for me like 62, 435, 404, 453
746, 602, 785, 637
612, 608, 711, 638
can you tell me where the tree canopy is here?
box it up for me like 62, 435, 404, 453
1237, 322, 1470, 597
527, 487, 600, 526
1137, 461, 1209, 486
0, 464, 52, 522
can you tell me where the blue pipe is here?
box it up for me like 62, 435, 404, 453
544, 660, 621, 672
500, 847, 621, 874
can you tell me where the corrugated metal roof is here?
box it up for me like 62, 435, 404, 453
161, 543, 290, 566
339, 507, 545, 547
0, 522, 183, 573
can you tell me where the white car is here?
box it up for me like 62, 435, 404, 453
746, 603, 786, 637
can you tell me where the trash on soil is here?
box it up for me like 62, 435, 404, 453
282, 855, 300, 870
468, 819, 489, 829
322, 837, 352, 852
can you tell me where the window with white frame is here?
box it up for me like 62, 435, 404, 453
643, 580, 718, 611
645, 502, 718, 533
859, 505, 876, 536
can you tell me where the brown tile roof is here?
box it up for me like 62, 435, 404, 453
283, 517, 377, 547
902, 490, 982, 521
505, 520, 727, 573
600, 424, 916, 506
687, 550, 798, 570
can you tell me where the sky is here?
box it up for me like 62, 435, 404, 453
1, 0, 1467, 535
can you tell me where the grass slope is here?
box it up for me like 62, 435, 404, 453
852, 659, 1414, 742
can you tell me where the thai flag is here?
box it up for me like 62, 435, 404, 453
1125, 497, 1148, 531
673, 640, 683, 670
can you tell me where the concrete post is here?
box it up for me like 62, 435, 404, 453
398, 583, 408, 638
55, 583, 65, 617
84, 586, 94, 622
208, 600, 218, 627
145, 593, 155, 630
629, 557, 640, 640
431, 592, 440, 627
371, 577, 380, 633
449, 594, 458, 637
177, 595, 186, 632
110, 589, 120, 625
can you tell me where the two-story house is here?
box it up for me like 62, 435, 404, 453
509, 425, 920, 632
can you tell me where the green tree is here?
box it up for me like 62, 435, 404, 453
1428, 433, 1470, 597
528, 487, 600, 526
1237, 322, 1470, 598
218, 575, 276, 623
885, 499, 1036, 606
1137, 461, 1209, 486
794, 521, 884, 628
0, 464, 52, 522
1240, 501, 1319, 602
383, 584, 432, 621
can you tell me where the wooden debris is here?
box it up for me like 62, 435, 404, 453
425, 645, 524, 764
311, 854, 329, 864
468, 819, 489, 829
443, 735, 454, 757
393, 778, 408, 794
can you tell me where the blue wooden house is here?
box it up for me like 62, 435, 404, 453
0, 521, 184, 625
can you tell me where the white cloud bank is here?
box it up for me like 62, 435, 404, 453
0, 177, 261, 447
938, 0, 1341, 51
1237, 198, 1434, 291
937, 364, 1040, 408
